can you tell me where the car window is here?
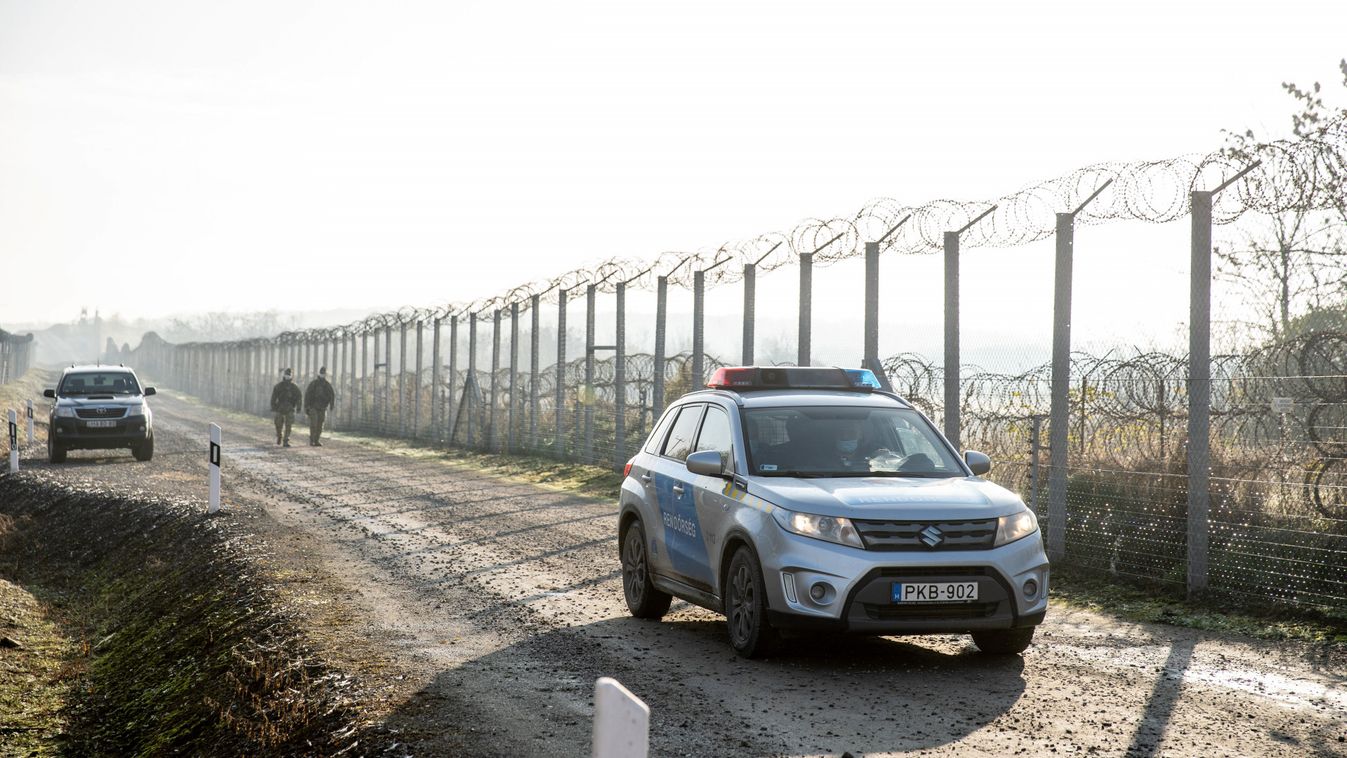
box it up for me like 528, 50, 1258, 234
693, 405, 733, 457
661, 404, 704, 461
643, 407, 680, 454
744, 405, 963, 477
59, 372, 140, 396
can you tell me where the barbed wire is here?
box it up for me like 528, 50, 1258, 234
142, 115, 1347, 345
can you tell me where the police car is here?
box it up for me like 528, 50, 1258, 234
617, 366, 1048, 657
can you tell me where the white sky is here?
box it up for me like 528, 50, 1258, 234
1, 0, 1344, 359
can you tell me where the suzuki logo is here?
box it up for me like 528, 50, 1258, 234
919, 525, 945, 548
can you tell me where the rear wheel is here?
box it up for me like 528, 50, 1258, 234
971, 627, 1035, 655
48, 436, 66, 464
621, 519, 671, 619
132, 432, 154, 462
725, 545, 780, 658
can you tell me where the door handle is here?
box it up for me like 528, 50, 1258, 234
672, 484, 685, 495
640, 474, 652, 483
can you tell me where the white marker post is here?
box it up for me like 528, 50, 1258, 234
25, 400, 34, 445
7, 410, 18, 474
208, 423, 222, 514
592, 677, 649, 758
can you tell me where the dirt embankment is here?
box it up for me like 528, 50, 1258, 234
0, 471, 360, 756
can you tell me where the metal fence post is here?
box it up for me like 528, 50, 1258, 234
556, 289, 567, 458
584, 283, 596, 463
742, 262, 755, 365
1187, 190, 1213, 597
798, 252, 812, 366
490, 309, 502, 451
693, 269, 705, 384
431, 316, 442, 442
399, 322, 409, 437
1048, 212, 1073, 562
653, 275, 667, 419
864, 241, 879, 367
383, 325, 393, 433
615, 280, 627, 471
943, 231, 961, 449
530, 293, 541, 450
448, 314, 459, 443
468, 314, 479, 448
509, 301, 519, 453
414, 320, 424, 438
1029, 415, 1044, 513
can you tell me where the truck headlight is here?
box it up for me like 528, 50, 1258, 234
125, 403, 145, 417
995, 509, 1039, 547
772, 508, 864, 549
55, 407, 75, 418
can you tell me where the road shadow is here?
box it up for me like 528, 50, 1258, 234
365, 616, 1028, 757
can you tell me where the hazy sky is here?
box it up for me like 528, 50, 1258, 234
1, 1, 1344, 355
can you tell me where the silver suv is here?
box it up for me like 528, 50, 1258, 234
617, 366, 1048, 657
44, 365, 156, 463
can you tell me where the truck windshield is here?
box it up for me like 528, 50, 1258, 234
744, 406, 964, 478
59, 373, 141, 396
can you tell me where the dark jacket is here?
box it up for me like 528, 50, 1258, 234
271, 379, 303, 414
304, 377, 335, 413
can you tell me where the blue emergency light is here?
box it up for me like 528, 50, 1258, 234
706, 366, 883, 392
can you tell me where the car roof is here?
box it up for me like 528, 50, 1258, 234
678, 388, 912, 409
62, 365, 135, 374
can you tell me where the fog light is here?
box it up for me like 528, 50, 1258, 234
809, 582, 830, 602
1023, 578, 1039, 599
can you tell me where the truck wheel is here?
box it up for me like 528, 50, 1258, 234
132, 432, 154, 462
621, 519, 672, 619
725, 545, 780, 658
48, 437, 66, 464
971, 627, 1035, 655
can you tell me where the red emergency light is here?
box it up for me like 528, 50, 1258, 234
706, 366, 882, 391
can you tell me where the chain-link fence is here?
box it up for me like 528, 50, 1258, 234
124, 119, 1347, 615
0, 328, 36, 385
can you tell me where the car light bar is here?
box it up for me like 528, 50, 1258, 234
706, 366, 883, 392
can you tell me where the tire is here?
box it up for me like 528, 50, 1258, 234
132, 432, 154, 462
971, 627, 1036, 655
724, 545, 780, 658
48, 436, 66, 464
621, 519, 672, 620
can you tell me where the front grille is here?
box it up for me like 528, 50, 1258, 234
854, 518, 996, 551
76, 407, 126, 419
864, 601, 999, 621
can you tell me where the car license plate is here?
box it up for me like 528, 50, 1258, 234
892, 581, 978, 603
86, 419, 116, 428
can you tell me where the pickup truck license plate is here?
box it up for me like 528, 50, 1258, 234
85, 419, 116, 428
892, 581, 978, 603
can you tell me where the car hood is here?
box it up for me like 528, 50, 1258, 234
747, 476, 1025, 521
55, 396, 145, 407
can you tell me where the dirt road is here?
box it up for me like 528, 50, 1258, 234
20, 391, 1347, 757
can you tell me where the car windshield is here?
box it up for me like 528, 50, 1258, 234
744, 405, 964, 478
59, 372, 140, 396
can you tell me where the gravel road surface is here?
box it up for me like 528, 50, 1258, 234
17, 391, 1347, 757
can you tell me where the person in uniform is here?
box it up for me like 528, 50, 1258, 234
304, 366, 336, 446
270, 368, 303, 447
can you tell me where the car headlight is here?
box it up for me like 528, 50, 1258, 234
995, 509, 1039, 547
125, 404, 145, 417
772, 508, 864, 549
54, 406, 75, 418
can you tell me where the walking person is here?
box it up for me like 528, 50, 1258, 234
270, 368, 303, 447
304, 366, 336, 446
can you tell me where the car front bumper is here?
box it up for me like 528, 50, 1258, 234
51, 417, 151, 449
760, 525, 1050, 635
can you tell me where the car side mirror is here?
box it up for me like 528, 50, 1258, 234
686, 450, 730, 478
964, 450, 991, 476
143, 387, 157, 396
43, 389, 56, 399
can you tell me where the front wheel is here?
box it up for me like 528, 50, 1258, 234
132, 432, 154, 462
621, 519, 671, 619
971, 627, 1035, 655
724, 546, 780, 658
48, 436, 66, 464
